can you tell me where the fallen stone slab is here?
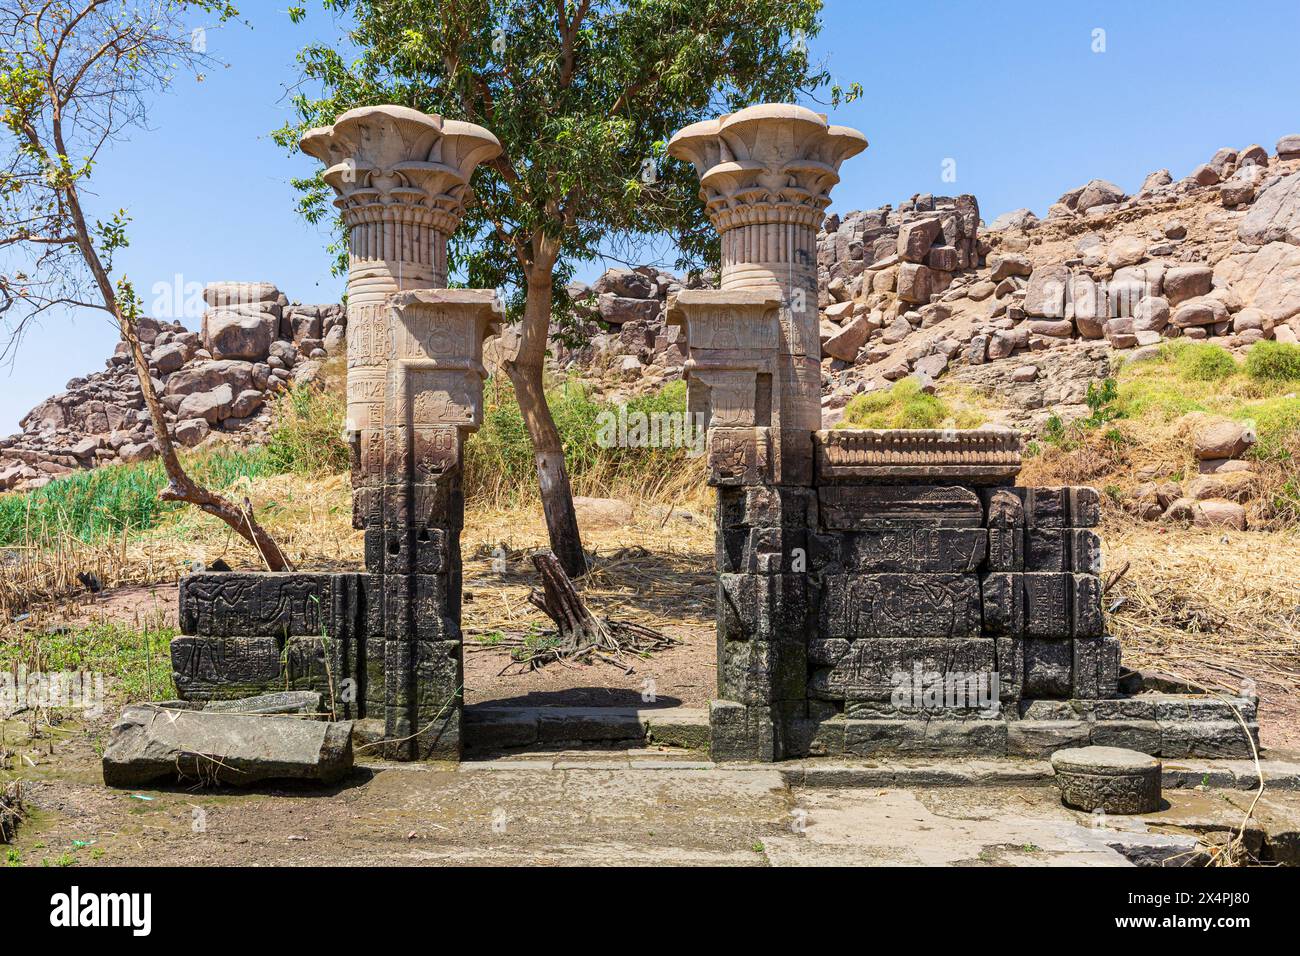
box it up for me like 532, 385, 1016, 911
102, 704, 353, 788
1052, 745, 1162, 814
203, 691, 323, 716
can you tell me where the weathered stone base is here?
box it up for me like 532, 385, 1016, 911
1052, 746, 1163, 814
708, 692, 1259, 762
171, 569, 464, 762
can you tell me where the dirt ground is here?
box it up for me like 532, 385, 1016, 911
5, 502, 1298, 749
3, 502, 1300, 866
8, 712, 1297, 866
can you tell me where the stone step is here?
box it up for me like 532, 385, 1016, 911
452, 751, 1300, 799
463, 704, 710, 753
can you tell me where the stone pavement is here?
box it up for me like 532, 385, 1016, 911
16, 733, 1300, 865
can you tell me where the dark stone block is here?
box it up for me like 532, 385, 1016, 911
1069, 529, 1103, 575
819, 573, 982, 639
716, 526, 809, 574
981, 572, 1024, 636
353, 487, 380, 531
170, 635, 282, 701
382, 574, 459, 644
282, 637, 333, 692
1072, 573, 1105, 638
415, 527, 454, 575
845, 718, 1007, 756
709, 700, 776, 762
707, 426, 772, 486
1069, 487, 1102, 528
1073, 635, 1121, 698
1024, 638, 1072, 697
995, 637, 1024, 701
717, 573, 809, 643
1159, 720, 1259, 758
717, 486, 817, 530
411, 477, 464, 531
1025, 487, 1067, 528
819, 485, 983, 530
412, 424, 462, 480
1026, 528, 1067, 571
412, 640, 463, 759
984, 489, 1025, 571
841, 528, 987, 573
1091, 720, 1161, 752
179, 573, 341, 639
806, 637, 997, 702
1023, 572, 1070, 638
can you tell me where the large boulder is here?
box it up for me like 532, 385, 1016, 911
203, 282, 282, 308
1238, 173, 1300, 247
895, 263, 934, 304
592, 269, 656, 299
597, 293, 660, 324
102, 705, 353, 787
896, 218, 942, 263
203, 305, 280, 361
1170, 296, 1228, 329
1193, 419, 1255, 461
1162, 265, 1213, 306
1192, 499, 1247, 531
1023, 265, 1069, 318
987, 251, 1033, 280
1075, 179, 1126, 212
1214, 241, 1300, 324
148, 342, 187, 375
176, 384, 234, 424
986, 208, 1038, 231
822, 312, 874, 361
163, 360, 256, 398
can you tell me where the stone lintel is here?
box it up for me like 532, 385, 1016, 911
815, 428, 1022, 485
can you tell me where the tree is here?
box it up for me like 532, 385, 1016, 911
279, 0, 839, 576
0, 0, 294, 570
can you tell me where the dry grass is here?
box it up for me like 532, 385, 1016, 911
1102, 517, 1300, 748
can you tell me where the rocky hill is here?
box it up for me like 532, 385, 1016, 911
0, 282, 343, 492
560, 133, 1300, 429
5, 133, 1299, 500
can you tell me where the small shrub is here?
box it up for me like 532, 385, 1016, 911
1170, 341, 1238, 381
464, 377, 700, 501
1245, 341, 1300, 383
265, 383, 350, 476
0, 450, 276, 545
838, 378, 984, 430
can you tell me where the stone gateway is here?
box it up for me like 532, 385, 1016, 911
167, 103, 1260, 765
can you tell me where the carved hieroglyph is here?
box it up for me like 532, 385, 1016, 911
383, 288, 502, 486
669, 105, 866, 481
300, 106, 501, 513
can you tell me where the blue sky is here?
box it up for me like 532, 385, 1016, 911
3, 0, 1299, 433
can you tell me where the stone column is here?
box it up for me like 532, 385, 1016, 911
669, 105, 865, 762
368, 289, 501, 759
302, 106, 502, 759
669, 105, 865, 484
300, 106, 501, 527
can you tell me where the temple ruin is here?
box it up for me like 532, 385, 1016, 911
168, 104, 1259, 764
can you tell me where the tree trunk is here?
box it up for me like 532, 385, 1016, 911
120, 318, 295, 572
504, 265, 587, 577
527, 550, 601, 650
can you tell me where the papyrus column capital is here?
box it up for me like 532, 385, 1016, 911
668, 104, 866, 236
301, 105, 502, 240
